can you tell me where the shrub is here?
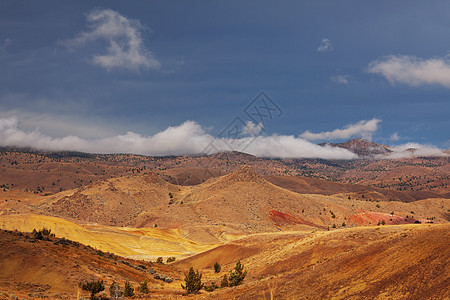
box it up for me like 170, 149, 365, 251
156, 257, 164, 264
124, 281, 134, 297
32, 228, 55, 240
342, 221, 346, 227
109, 281, 123, 298
381, 220, 386, 225
204, 282, 218, 292
181, 267, 203, 295
214, 262, 221, 273
166, 256, 176, 263
138, 280, 149, 294
220, 274, 229, 288
80, 279, 105, 300
229, 260, 247, 287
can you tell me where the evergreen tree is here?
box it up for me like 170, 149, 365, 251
229, 260, 247, 286
214, 262, 221, 273
181, 267, 203, 295
220, 274, 229, 288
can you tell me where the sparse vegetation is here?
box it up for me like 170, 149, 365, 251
181, 267, 203, 295
156, 257, 164, 264
138, 280, 149, 294
109, 281, 123, 298
220, 274, 229, 288
166, 256, 176, 263
228, 260, 247, 286
32, 228, 55, 240
80, 279, 105, 300
124, 281, 134, 297
204, 282, 219, 292
214, 261, 221, 273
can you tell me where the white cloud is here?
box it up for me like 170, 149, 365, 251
390, 132, 400, 141
300, 118, 381, 141
378, 143, 446, 159
0, 116, 358, 159
1, 116, 446, 159
367, 55, 450, 88
317, 38, 333, 52
242, 135, 356, 159
64, 8, 160, 71
330, 75, 349, 85
241, 121, 263, 136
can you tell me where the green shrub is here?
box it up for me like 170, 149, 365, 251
214, 262, 221, 273
204, 282, 218, 292
220, 274, 229, 288
181, 267, 203, 295
124, 281, 134, 297
32, 228, 55, 240
228, 260, 247, 287
80, 279, 104, 300
138, 280, 149, 294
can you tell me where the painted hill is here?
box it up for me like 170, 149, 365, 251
176, 224, 450, 299
24, 165, 447, 246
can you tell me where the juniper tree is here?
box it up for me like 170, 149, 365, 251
229, 260, 247, 286
181, 267, 203, 295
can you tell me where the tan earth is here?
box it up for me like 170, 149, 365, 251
0, 149, 448, 299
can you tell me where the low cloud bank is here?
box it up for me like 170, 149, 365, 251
379, 143, 446, 159
0, 117, 445, 160
300, 118, 381, 141
0, 117, 357, 159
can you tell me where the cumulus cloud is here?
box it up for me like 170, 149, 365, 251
317, 38, 333, 52
367, 55, 450, 88
241, 121, 263, 136
390, 132, 400, 141
300, 119, 381, 141
0, 116, 359, 159
330, 75, 349, 85
64, 8, 160, 71
378, 143, 446, 159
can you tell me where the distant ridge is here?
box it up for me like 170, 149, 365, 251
321, 138, 392, 157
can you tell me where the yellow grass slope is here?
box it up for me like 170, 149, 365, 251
0, 214, 219, 260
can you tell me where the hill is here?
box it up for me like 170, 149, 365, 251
176, 224, 450, 299
0, 228, 183, 299
1, 165, 446, 248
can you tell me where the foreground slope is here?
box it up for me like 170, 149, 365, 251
0, 229, 183, 299
176, 224, 450, 300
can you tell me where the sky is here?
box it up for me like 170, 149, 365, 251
0, 1, 449, 159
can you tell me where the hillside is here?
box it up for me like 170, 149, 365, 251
176, 224, 450, 299
0, 228, 183, 299
1, 145, 448, 199
2, 166, 447, 248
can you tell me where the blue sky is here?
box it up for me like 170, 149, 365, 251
0, 1, 449, 158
